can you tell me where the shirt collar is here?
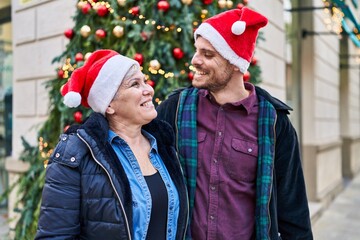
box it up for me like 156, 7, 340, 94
198, 82, 257, 115
108, 129, 159, 153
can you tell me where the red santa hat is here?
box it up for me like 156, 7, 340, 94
61, 49, 139, 115
194, 7, 268, 73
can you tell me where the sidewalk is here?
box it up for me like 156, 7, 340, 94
0, 208, 8, 239
312, 173, 360, 239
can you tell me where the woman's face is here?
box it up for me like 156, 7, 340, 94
108, 70, 157, 126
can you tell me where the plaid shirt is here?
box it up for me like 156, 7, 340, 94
177, 87, 277, 240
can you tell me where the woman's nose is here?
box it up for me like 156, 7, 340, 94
143, 83, 154, 95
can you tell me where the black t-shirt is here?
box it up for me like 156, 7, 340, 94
144, 171, 169, 240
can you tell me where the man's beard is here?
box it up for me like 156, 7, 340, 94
192, 65, 234, 93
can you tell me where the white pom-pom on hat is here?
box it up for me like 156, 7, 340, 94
231, 21, 246, 35
193, 8, 268, 73
63, 91, 82, 108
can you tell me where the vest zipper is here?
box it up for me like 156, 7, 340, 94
77, 132, 132, 240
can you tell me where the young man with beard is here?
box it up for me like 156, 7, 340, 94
156, 7, 313, 240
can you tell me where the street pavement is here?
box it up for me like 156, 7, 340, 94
0, 208, 8, 240
312, 173, 360, 240
0, 173, 359, 239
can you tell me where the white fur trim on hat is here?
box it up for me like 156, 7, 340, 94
63, 91, 82, 108
87, 55, 139, 115
194, 22, 250, 73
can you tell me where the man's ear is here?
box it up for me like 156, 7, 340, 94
106, 105, 115, 115
234, 66, 240, 72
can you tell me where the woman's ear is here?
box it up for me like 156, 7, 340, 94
106, 105, 115, 115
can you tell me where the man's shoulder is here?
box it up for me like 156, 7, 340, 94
255, 86, 292, 112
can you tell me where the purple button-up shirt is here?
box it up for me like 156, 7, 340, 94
191, 83, 259, 240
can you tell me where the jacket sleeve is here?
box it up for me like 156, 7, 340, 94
35, 134, 84, 240
274, 112, 313, 240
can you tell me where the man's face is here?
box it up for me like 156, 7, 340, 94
191, 37, 235, 93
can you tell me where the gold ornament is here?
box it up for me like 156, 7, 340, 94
80, 25, 91, 37
181, 0, 193, 5
218, 0, 226, 8
77, 1, 86, 9
117, 0, 126, 6
226, 0, 233, 8
200, 9, 208, 19
113, 25, 124, 38
149, 59, 161, 70
84, 52, 92, 61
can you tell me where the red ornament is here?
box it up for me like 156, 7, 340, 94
75, 53, 84, 62
95, 29, 107, 39
157, 0, 170, 12
134, 53, 144, 65
140, 31, 149, 41
57, 69, 64, 79
64, 28, 74, 39
250, 56, 257, 65
243, 71, 251, 82
81, 3, 92, 14
73, 111, 83, 123
203, 0, 213, 4
97, 5, 109, 17
237, 3, 244, 9
188, 72, 194, 81
147, 80, 156, 88
173, 48, 184, 60
131, 6, 140, 15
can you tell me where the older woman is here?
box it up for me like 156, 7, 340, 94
35, 49, 188, 240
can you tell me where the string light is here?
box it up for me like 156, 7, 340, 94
322, 0, 343, 35
38, 137, 53, 168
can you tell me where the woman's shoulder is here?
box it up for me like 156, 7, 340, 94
51, 132, 89, 168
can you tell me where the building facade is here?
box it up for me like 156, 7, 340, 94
2, 0, 360, 233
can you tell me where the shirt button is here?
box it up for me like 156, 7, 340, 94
248, 148, 253, 153
213, 159, 217, 163
218, 132, 222, 136
211, 186, 216, 190
210, 215, 215, 220
55, 153, 60, 158
70, 157, 76, 162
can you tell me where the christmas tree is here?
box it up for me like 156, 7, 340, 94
10, 0, 263, 238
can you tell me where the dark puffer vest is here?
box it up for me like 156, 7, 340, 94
35, 112, 188, 240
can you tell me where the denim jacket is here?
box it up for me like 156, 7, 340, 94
109, 130, 180, 240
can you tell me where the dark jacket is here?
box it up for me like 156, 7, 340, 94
156, 86, 313, 240
35, 112, 188, 240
